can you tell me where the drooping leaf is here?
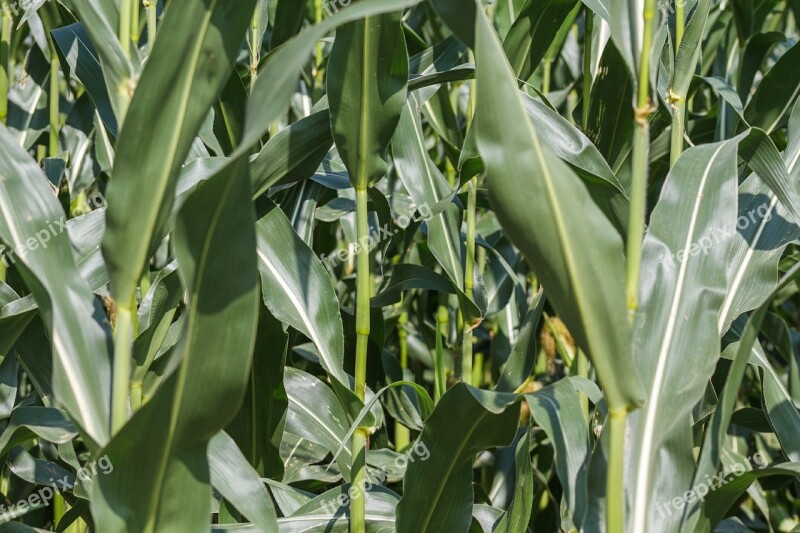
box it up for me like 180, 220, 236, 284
396, 384, 521, 533
255, 205, 347, 385
0, 125, 111, 447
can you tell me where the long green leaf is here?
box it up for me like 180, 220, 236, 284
328, 12, 408, 189
0, 125, 111, 446
102, 0, 257, 305
255, 206, 347, 385
629, 137, 742, 533
473, 8, 644, 411
395, 384, 521, 532
91, 151, 259, 532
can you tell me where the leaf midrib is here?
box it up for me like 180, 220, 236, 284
144, 116, 237, 532
121, 2, 216, 302
719, 138, 800, 328
631, 142, 727, 531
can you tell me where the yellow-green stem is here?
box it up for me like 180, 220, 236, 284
130, 0, 139, 49
130, 381, 142, 412
625, 0, 657, 321
120, 0, 132, 57
112, 305, 134, 433
48, 37, 59, 157
618, 2, 656, 530
394, 310, 410, 451
607, 410, 628, 533
577, 350, 589, 424
462, 177, 477, 386
582, 10, 593, 128
670, 0, 686, 167
249, 7, 260, 93
314, 0, 324, 90
0, 10, 11, 126
542, 60, 552, 94
145, 0, 157, 54
350, 187, 370, 533
434, 305, 448, 402
670, 96, 685, 167
472, 352, 484, 388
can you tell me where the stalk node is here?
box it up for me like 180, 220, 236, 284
634, 104, 653, 126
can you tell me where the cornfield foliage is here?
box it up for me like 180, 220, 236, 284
0, 0, 798, 531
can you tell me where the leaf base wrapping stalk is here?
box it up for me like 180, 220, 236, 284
351, 187, 370, 533
625, 112, 651, 320
350, 427, 367, 533
606, 409, 628, 533
670, 95, 686, 167
112, 305, 135, 433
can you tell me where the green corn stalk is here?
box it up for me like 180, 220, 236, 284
582, 9, 592, 128
395, 310, 410, 451
0, 9, 10, 126
625, 0, 657, 320
120, 0, 132, 57
434, 304, 448, 403
145, 0, 157, 53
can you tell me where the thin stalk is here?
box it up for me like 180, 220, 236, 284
249, 7, 260, 93
472, 352, 484, 388
0, 10, 12, 126
669, 96, 685, 166
130, 0, 139, 49
144, 0, 157, 54
606, 410, 628, 533
577, 349, 589, 424
130, 382, 142, 412
119, 0, 132, 57
48, 37, 59, 157
670, 0, 686, 167
462, 177, 477, 386
542, 60, 552, 94
617, 2, 656, 531
314, 0, 324, 91
434, 305, 448, 403
582, 10, 593, 128
111, 305, 134, 434
675, 0, 685, 50
624, 0, 657, 321
394, 310, 410, 451
350, 186, 371, 533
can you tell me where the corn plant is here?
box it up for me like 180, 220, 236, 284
0, 0, 798, 531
